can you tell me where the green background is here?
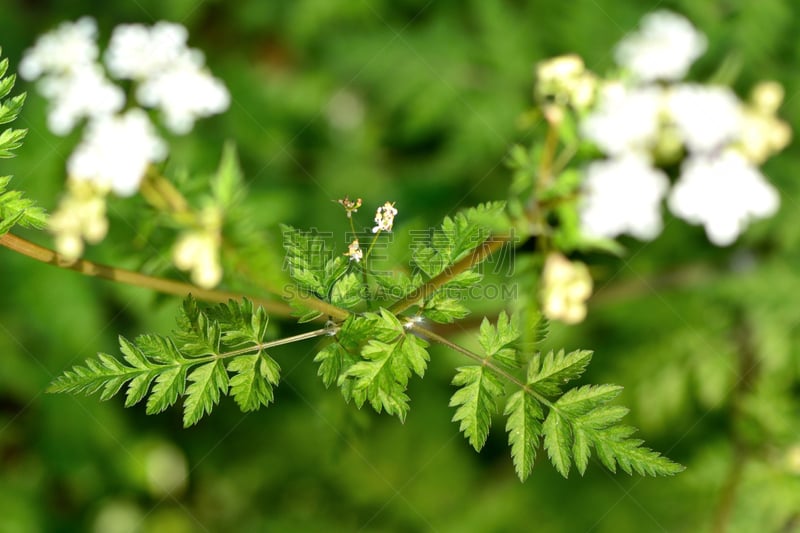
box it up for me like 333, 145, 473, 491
1, 0, 800, 531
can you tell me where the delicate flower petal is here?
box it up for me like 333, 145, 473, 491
19, 17, 98, 80
615, 10, 707, 82
67, 110, 166, 196
580, 154, 669, 240
668, 84, 743, 153
580, 84, 664, 156
668, 151, 779, 246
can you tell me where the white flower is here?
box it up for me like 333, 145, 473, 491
615, 10, 707, 82
105, 22, 201, 80
19, 17, 98, 79
173, 231, 222, 288
372, 201, 398, 233
541, 253, 593, 325
536, 54, 597, 110
345, 239, 363, 262
49, 180, 109, 261
67, 109, 166, 196
137, 62, 230, 134
668, 150, 779, 246
668, 84, 743, 153
580, 83, 664, 156
38, 65, 125, 135
580, 154, 669, 240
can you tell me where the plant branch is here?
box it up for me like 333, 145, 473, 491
389, 234, 512, 315
0, 232, 294, 316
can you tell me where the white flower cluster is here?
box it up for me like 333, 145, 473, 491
21, 17, 230, 270
21, 18, 230, 195
576, 10, 789, 246
372, 202, 398, 233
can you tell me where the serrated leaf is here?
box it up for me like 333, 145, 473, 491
423, 294, 470, 324
344, 333, 429, 422
183, 360, 229, 426
504, 390, 544, 481
543, 410, 572, 478
450, 365, 505, 451
146, 365, 187, 415
527, 349, 593, 396
331, 272, 362, 309
228, 353, 280, 412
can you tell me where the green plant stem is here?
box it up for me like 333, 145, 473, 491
139, 169, 196, 226
0, 232, 294, 317
187, 327, 333, 364
389, 234, 512, 315
411, 323, 555, 410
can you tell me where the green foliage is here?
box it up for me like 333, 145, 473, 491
450, 316, 683, 481
48, 297, 281, 427
0, 48, 44, 235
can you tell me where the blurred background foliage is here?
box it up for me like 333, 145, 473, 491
1, 0, 800, 531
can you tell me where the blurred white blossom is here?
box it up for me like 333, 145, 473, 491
541, 253, 593, 325
668, 84, 743, 153
38, 65, 124, 135
615, 10, 707, 82
19, 17, 98, 79
173, 231, 222, 288
137, 63, 230, 134
105, 22, 199, 79
68, 109, 166, 197
536, 54, 597, 110
49, 180, 109, 261
580, 83, 664, 156
580, 154, 669, 240
668, 151, 779, 246
738, 82, 792, 164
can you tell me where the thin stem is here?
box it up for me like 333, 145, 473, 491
389, 235, 511, 315
349, 215, 371, 307
411, 323, 555, 410
0, 232, 294, 317
191, 327, 333, 364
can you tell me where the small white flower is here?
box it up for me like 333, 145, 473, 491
345, 239, 363, 262
105, 22, 200, 80
668, 84, 743, 153
49, 180, 109, 261
372, 201, 398, 233
19, 17, 98, 79
137, 62, 230, 134
67, 109, 167, 196
38, 64, 125, 135
615, 10, 707, 82
580, 83, 664, 156
541, 253, 593, 325
668, 150, 779, 246
173, 230, 222, 288
580, 154, 669, 240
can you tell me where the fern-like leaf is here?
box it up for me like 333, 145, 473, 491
450, 366, 505, 451
504, 389, 544, 481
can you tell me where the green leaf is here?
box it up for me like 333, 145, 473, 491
543, 410, 572, 478
504, 390, 544, 481
423, 293, 470, 324
478, 311, 521, 369
228, 353, 281, 412
0, 175, 47, 234
331, 272, 362, 309
212, 141, 244, 210
183, 360, 229, 427
527, 349, 593, 396
344, 333, 429, 422
450, 365, 505, 451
